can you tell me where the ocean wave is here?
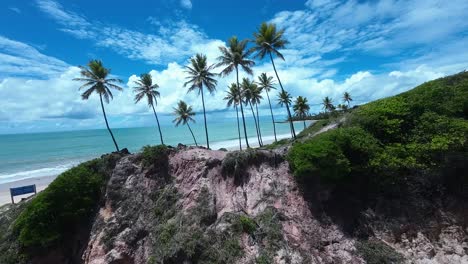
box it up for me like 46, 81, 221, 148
0, 162, 80, 185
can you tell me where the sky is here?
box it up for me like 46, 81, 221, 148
0, 0, 467, 134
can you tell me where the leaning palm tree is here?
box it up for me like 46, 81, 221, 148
184, 54, 217, 149
173, 100, 197, 146
343, 92, 352, 107
242, 78, 263, 146
73, 60, 123, 151
224, 83, 242, 150
251, 22, 296, 139
257, 73, 278, 142
133, 73, 164, 145
216, 36, 255, 148
293, 96, 310, 129
322, 96, 334, 113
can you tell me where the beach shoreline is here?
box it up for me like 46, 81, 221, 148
0, 128, 305, 207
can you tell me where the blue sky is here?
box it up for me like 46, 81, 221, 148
0, 0, 467, 134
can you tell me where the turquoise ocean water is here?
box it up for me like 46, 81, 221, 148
0, 117, 310, 184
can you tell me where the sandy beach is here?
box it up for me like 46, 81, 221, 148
0, 175, 57, 206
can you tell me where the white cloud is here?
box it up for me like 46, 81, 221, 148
180, 0, 192, 10
0, 35, 69, 78
35, 0, 215, 65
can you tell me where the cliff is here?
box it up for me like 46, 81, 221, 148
1, 71, 467, 263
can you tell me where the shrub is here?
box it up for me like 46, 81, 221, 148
356, 239, 404, 264
233, 215, 257, 235
14, 161, 106, 248
288, 127, 379, 184
141, 145, 169, 167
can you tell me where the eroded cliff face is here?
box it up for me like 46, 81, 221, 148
81, 146, 363, 264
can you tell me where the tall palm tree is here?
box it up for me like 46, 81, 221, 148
343, 92, 352, 107
322, 96, 334, 113
293, 96, 310, 129
73, 60, 123, 152
216, 36, 255, 148
251, 22, 296, 139
184, 54, 218, 149
224, 83, 242, 150
173, 100, 197, 146
257, 73, 278, 142
242, 78, 263, 146
133, 73, 164, 145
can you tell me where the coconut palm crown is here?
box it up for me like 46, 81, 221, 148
343, 92, 353, 106
184, 53, 217, 149
73, 59, 123, 151
323, 96, 334, 112
133, 73, 164, 145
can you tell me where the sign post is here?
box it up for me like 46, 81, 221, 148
10, 184, 37, 204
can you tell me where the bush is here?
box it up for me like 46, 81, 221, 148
14, 160, 106, 248
288, 127, 380, 184
141, 145, 169, 167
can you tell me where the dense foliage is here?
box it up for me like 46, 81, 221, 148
288, 71, 468, 216
12, 154, 121, 251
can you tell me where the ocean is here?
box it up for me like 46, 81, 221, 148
0, 117, 310, 185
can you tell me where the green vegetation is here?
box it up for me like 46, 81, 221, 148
12, 153, 121, 252
288, 71, 468, 216
141, 144, 169, 168
173, 100, 198, 146
356, 239, 404, 264
222, 149, 282, 184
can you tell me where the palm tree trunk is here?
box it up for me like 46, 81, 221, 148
269, 51, 296, 139
235, 104, 242, 150
99, 94, 119, 152
236, 67, 250, 148
151, 104, 164, 145
303, 120, 306, 129
255, 104, 263, 145
200, 86, 210, 149
187, 123, 198, 147
266, 91, 277, 142
249, 101, 262, 147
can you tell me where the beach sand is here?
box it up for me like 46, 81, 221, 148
0, 175, 57, 206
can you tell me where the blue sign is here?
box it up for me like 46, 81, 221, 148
10, 185, 36, 196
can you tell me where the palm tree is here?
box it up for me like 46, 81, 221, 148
224, 83, 242, 150
293, 96, 310, 129
322, 96, 334, 113
257, 73, 278, 142
278, 90, 294, 137
216, 36, 255, 148
242, 78, 263, 146
184, 54, 217, 149
73, 60, 123, 152
173, 100, 197, 146
251, 22, 296, 139
337, 104, 348, 112
133, 73, 164, 145
343, 92, 352, 107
